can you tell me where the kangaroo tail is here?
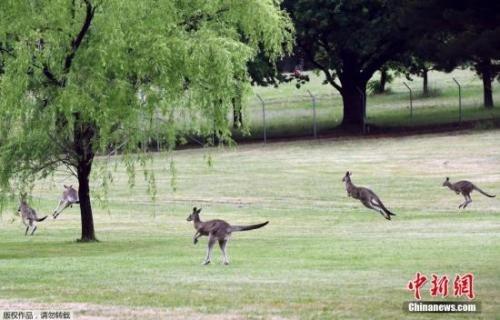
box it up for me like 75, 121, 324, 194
36, 216, 48, 222
474, 186, 495, 198
230, 221, 269, 232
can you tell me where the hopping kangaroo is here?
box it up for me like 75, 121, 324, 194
18, 196, 48, 236
187, 207, 269, 265
342, 171, 396, 220
443, 177, 495, 209
53, 185, 79, 219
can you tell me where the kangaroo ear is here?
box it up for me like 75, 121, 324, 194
192, 207, 197, 212
64, 185, 69, 189
197, 208, 202, 213
446, 177, 449, 181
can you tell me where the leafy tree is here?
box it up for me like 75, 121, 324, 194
388, 56, 436, 97
367, 65, 394, 95
231, 48, 308, 129
404, 58, 435, 97
0, 0, 292, 241
406, 0, 500, 107
283, 0, 416, 129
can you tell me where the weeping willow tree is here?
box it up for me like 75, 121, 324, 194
0, 0, 292, 241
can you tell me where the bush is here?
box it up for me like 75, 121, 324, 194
367, 80, 392, 95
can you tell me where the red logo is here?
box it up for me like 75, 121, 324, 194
407, 272, 428, 300
407, 273, 475, 300
453, 273, 475, 299
430, 274, 449, 297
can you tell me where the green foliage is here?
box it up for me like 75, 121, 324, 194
405, 0, 500, 76
282, 0, 422, 127
367, 80, 391, 95
283, 0, 412, 87
0, 0, 292, 200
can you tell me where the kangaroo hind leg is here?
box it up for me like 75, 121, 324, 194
369, 198, 391, 220
459, 193, 471, 209
219, 239, 229, 265
362, 198, 389, 220
52, 200, 64, 217
459, 194, 467, 209
203, 235, 216, 265
463, 194, 472, 209
53, 200, 71, 219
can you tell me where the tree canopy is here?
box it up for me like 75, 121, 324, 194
404, 0, 500, 107
0, 0, 292, 241
283, 0, 419, 129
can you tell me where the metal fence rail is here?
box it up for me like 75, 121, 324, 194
241, 77, 497, 142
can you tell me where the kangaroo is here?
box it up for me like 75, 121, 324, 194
342, 171, 396, 220
186, 207, 269, 265
18, 195, 48, 236
442, 177, 495, 209
53, 185, 79, 219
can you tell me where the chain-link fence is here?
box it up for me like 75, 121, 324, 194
236, 73, 499, 142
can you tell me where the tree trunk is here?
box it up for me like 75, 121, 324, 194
340, 82, 366, 130
379, 67, 388, 93
77, 160, 96, 242
422, 68, 429, 97
232, 97, 243, 129
477, 58, 494, 108
73, 113, 97, 242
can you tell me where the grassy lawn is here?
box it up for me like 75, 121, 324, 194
238, 69, 500, 139
1, 129, 499, 319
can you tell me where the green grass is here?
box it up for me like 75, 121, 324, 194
238, 69, 500, 138
1, 129, 499, 319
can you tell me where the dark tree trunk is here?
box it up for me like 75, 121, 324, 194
73, 113, 97, 242
379, 67, 388, 93
340, 82, 366, 130
232, 97, 243, 129
77, 160, 95, 242
478, 59, 494, 108
317, 52, 368, 130
422, 68, 429, 97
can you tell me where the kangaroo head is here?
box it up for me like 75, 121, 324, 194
442, 177, 450, 187
186, 207, 202, 221
19, 192, 28, 203
342, 171, 351, 183
64, 184, 73, 190
18, 193, 28, 212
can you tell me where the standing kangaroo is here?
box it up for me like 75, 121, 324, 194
18, 196, 48, 236
186, 207, 269, 265
53, 185, 79, 219
442, 177, 495, 209
342, 171, 396, 220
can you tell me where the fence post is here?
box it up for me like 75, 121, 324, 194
307, 90, 318, 139
256, 94, 267, 144
453, 77, 462, 125
355, 87, 366, 134
403, 82, 413, 122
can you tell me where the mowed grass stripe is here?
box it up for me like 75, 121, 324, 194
1, 129, 499, 319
